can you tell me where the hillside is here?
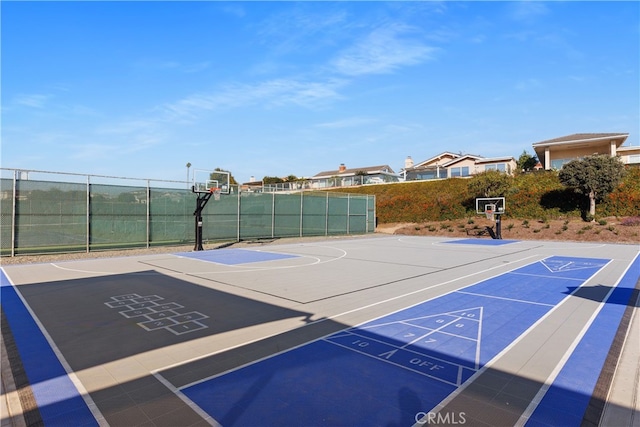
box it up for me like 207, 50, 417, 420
332, 168, 640, 244
332, 167, 640, 223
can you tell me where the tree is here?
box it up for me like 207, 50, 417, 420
558, 154, 626, 220
517, 150, 538, 173
212, 167, 238, 185
263, 176, 284, 184
467, 170, 512, 198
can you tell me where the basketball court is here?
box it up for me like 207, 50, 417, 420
1, 234, 639, 426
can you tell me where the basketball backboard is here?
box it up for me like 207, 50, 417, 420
475, 197, 506, 216
192, 169, 231, 194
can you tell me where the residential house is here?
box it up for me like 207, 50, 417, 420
310, 164, 400, 189
532, 133, 638, 170
402, 153, 517, 181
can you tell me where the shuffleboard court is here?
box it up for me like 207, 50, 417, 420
1, 235, 638, 426
176, 256, 610, 426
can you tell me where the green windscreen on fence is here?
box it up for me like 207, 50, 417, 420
302, 192, 328, 236
1, 176, 375, 256
90, 184, 148, 250
10, 180, 87, 254
149, 188, 192, 245
1, 178, 14, 255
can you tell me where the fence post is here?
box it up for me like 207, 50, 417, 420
146, 180, 150, 248
236, 190, 241, 242
371, 195, 376, 233
86, 175, 90, 253
11, 170, 17, 256
299, 192, 303, 237
347, 194, 350, 234
325, 192, 329, 236
271, 192, 275, 238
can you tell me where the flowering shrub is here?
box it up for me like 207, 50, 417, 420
620, 216, 640, 226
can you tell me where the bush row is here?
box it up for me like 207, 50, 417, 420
331, 167, 640, 223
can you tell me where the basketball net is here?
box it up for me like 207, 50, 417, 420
485, 208, 494, 221
211, 188, 221, 201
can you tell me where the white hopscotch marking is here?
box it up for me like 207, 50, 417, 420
104, 293, 208, 335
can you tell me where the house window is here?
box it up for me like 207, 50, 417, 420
450, 166, 470, 177
417, 171, 437, 180
552, 159, 572, 170
628, 154, 640, 164
485, 163, 506, 172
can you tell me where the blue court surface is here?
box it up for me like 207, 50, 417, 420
178, 256, 613, 426
1, 270, 98, 426
175, 248, 299, 265
1, 236, 638, 427
444, 238, 518, 246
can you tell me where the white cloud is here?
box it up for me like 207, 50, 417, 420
132, 59, 211, 74
508, 2, 549, 22
316, 117, 376, 129
331, 23, 436, 76
515, 78, 544, 91
14, 94, 52, 108
257, 6, 349, 55
160, 77, 347, 121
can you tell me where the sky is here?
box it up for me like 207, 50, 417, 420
2, 1, 639, 185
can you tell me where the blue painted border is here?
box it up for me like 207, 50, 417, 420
0, 269, 98, 426
524, 253, 640, 426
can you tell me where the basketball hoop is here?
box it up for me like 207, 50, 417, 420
485, 204, 495, 221
210, 187, 221, 201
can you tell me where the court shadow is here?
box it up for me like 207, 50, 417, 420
3, 268, 638, 426
7, 270, 315, 372
564, 284, 639, 307
3, 306, 636, 427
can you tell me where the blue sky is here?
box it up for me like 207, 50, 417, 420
2, 1, 639, 184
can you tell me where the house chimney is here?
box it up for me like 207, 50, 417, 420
405, 156, 414, 169
339, 163, 346, 172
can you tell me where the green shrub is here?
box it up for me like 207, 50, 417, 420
330, 167, 639, 224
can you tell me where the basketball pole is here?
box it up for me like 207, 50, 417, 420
193, 187, 214, 251
495, 213, 502, 239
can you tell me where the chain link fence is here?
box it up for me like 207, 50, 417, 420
0, 169, 376, 256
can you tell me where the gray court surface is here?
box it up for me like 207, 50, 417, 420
1, 234, 639, 427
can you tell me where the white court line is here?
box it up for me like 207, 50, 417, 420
514, 253, 639, 427
151, 372, 220, 427
455, 291, 556, 307
358, 308, 482, 330
322, 338, 462, 387
0, 267, 108, 427
170, 245, 348, 274
324, 330, 462, 367
49, 263, 119, 275
421, 258, 615, 426
508, 271, 587, 281
157, 254, 541, 389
